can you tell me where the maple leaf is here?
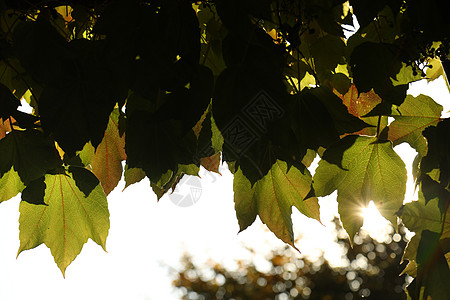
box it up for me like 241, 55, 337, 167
386, 94, 443, 157
313, 135, 407, 239
18, 166, 109, 276
340, 84, 385, 136
79, 108, 126, 195
234, 160, 320, 249
400, 196, 450, 300
399, 180, 450, 281
0, 167, 25, 203
123, 165, 146, 191
200, 152, 221, 173
400, 197, 442, 234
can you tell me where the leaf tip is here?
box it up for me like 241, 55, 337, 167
290, 241, 301, 254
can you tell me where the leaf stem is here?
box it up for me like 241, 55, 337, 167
288, 76, 299, 93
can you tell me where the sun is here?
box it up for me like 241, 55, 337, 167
360, 201, 393, 242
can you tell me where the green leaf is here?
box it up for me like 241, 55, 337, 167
233, 168, 258, 232
402, 234, 421, 276
18, 166, 109, 276
314, 135, 407, 239
149, 164, 200, 200
123, 165, 146, 191
386, 94, 443, 156
301, 149, 317, 168
391, 61, 423, 87
234, 160, 320, 248
179, 164, 200, 177
399, 198, 442, 234
0, 167, 25, 203
426, 58, 444, 82
399, 185, 450, 280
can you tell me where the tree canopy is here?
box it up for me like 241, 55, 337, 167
0, 0, 449, 298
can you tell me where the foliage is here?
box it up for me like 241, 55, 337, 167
0, 0, 449, 297
173, 222, 409, 300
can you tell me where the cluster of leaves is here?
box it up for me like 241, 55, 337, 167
173, 222, 409, 300
0, 0, 449, 297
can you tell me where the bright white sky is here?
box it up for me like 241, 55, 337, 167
0, 77, 449, 300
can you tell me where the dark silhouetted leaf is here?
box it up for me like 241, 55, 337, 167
0, 129, 61, 185
21, 176, 46, 205
350, 42, 408, 114
0, 82, 20, 120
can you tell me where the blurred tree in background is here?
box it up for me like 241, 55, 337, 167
173, 220, 409, 300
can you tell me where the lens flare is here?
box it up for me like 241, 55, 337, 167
360, 201, 393, 243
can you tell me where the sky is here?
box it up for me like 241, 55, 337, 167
0, 76, 449, 300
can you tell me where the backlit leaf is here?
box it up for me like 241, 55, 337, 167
90, 108, 126, 195
426, 58, 444, 82
399, 197, 442, 234
234, 160, 320, 248
123, 165, 146, 191
340, 84, 385, 136
233, 168, 257, 232
387, 94, 442, 156
314, 135, 407, 239
200, 152, 221, 174
0, 167, 25, 203
18, 167, 109, 276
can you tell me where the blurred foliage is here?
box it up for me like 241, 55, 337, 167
173, 220, 409, 300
